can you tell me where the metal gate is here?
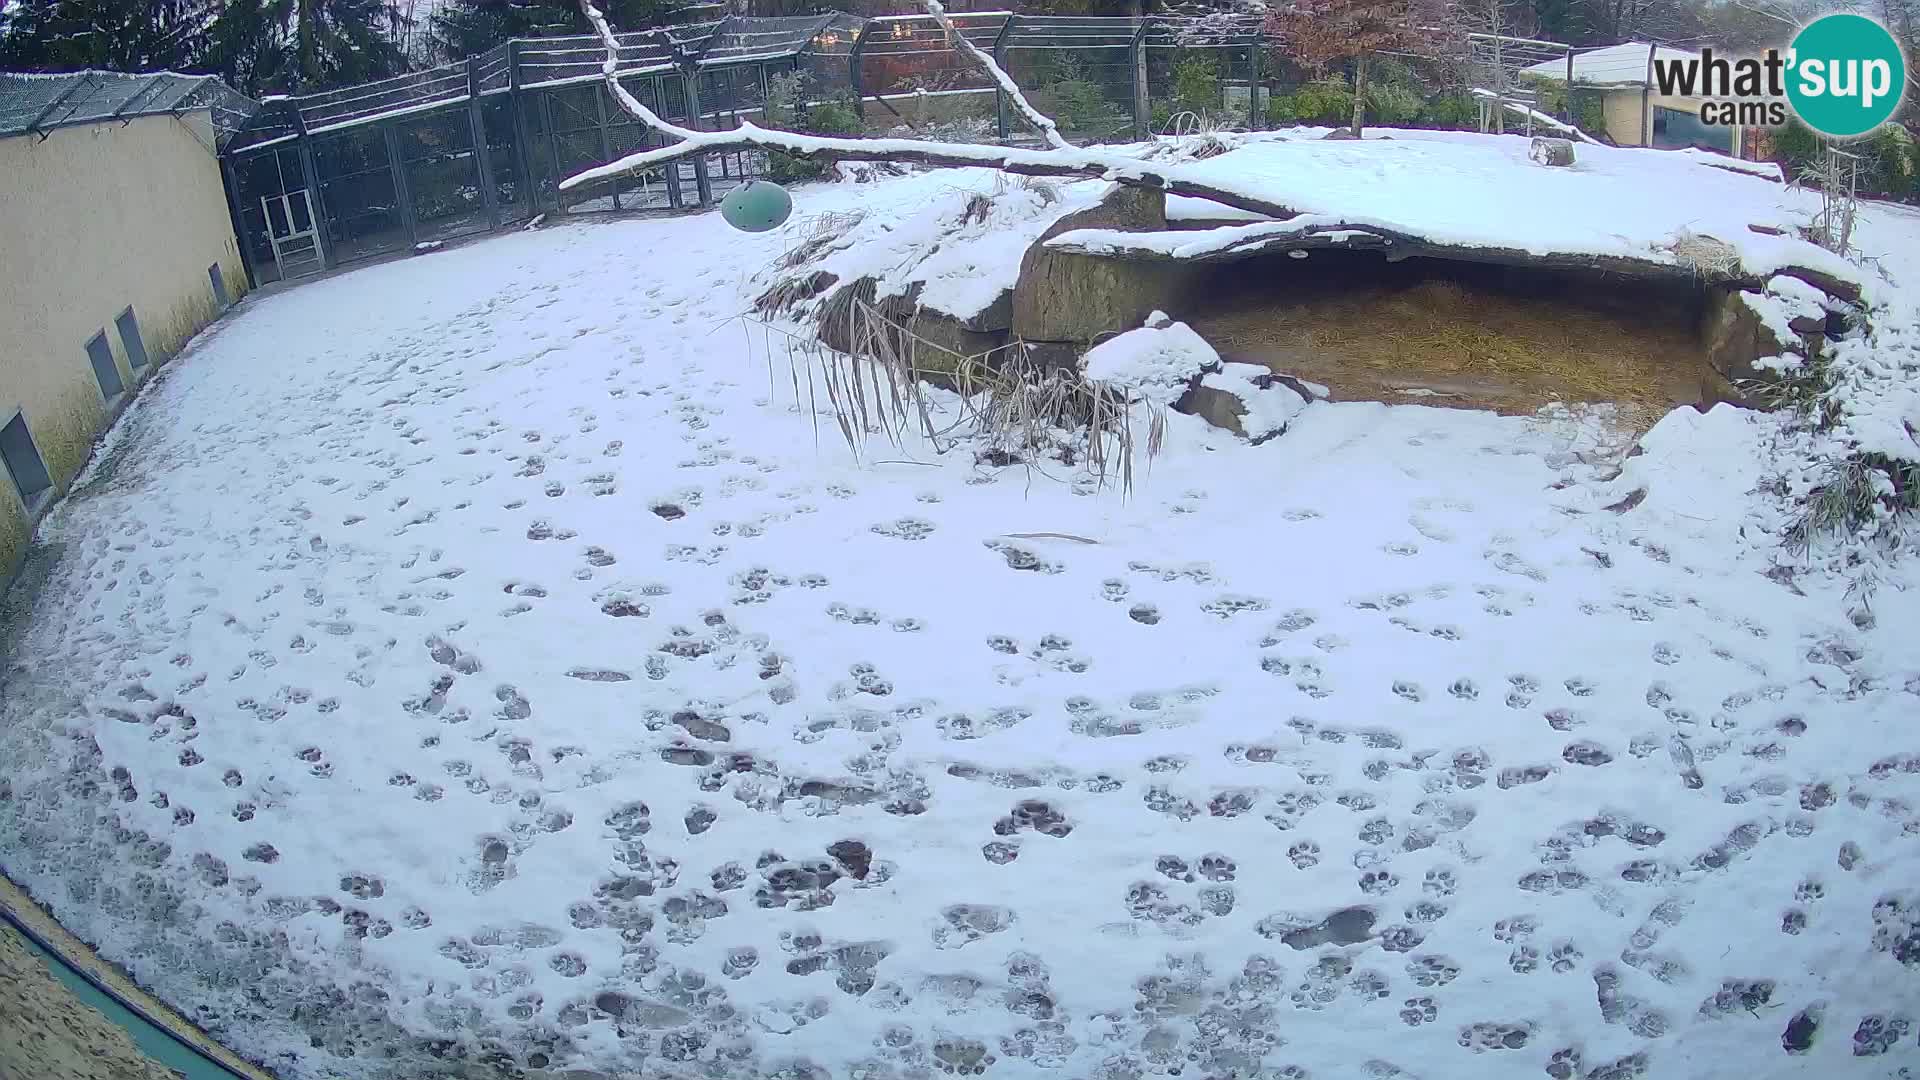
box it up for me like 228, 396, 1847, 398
261, 190, 324, 278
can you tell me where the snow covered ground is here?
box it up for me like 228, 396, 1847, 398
3, 149, 1919, 1080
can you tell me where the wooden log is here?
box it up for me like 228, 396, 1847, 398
1528, 137, 1575, 167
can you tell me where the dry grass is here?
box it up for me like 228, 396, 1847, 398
753, 297, 1157, 494
775, 210, 865, 272
1192, 273, 1713, 430
754, 271, 838, 318
1668, 230, 1742, 277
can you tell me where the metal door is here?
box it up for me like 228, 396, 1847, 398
262, 189, 324, 278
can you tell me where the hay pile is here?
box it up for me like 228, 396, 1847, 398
1195, 276, 1712, 428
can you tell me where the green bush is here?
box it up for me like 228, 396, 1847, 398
1282, 76, 1359, 125
1171, 53, 1222, 118
805, 99, 862, 137
1364, 80, 1423, 126
763, 71, 864, 184
1050, 77, 1123, 133
1031, 52, 1120, 135
1858, 124, 1917, 200
1414, 93, 1477, 130
1771, 119, 1918, 202
1773, 117, 1821, 175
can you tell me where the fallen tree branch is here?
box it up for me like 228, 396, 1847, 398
1468, 89, 1604, 146
923, 0, 1071, 150
582, 2, 700, 144
567, 0, 1303, 221
564, 130, 1302, 218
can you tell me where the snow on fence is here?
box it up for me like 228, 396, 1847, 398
217, 12, 1586, 288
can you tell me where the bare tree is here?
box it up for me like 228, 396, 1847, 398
1266, 0, 1429, 136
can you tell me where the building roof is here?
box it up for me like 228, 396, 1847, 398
1523, 43, 1703, 88
0, 69, 256, 144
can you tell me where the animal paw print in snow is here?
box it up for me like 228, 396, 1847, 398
1359, 871, 1398, 896
1029, 634, 1090, 673
995, 799, 1072, 838
1201, 594, 1269, 619
984, 539, 1060, 574
1458, 1021, 1532, 1052
871, 517, 935, 540
1548, 941, 1583, 973
1492, 915, 1537, 943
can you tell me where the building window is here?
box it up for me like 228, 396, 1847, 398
209, 263, 231, 309
1, 411, 54, 509
117, 307, 151, 369
1651, 106, 1734, 155
85, 330, 125, 402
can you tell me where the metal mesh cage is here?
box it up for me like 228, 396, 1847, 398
0, 70, 258, 145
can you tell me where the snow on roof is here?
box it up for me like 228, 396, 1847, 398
0, 69, 255, 142
1523, 42, 1702, 88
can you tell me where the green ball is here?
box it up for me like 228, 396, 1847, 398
720, 180, 793, 233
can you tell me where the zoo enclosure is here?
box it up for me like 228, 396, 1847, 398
219, 12, 1592, 285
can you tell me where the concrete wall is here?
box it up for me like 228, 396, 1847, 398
1600, 89, 1646, 145
0, 109, 247, 582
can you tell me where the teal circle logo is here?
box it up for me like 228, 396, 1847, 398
1786, 14, 1907, 138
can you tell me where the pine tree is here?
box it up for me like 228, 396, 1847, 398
424, 0, 673, 62
198, 0, 408, 95
0, 0, 209, 72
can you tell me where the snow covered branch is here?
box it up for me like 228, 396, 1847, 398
565, 0, 1308, 221
564, 0, 1305, 220
922, 0, 1072, 150
582, 1, 699, 144
561, 126, 1312, 217
1467, 89, 1604, 146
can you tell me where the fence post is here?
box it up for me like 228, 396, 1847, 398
683, 66, 713, 205
506, 41, 541, 213
384, 121, 419, 247
592, 75, 618, 211
541, 92, 565, 209
992, 15, 1014, 140
217, 154, 259, 290
1130, 17, 1151, 140
468, 57, 501, 230
1642, 42, 1655, 146
289, 106, 331, 270
1563, 47, 1574, 124
849, 21, 871, 122
662, 75, 683, 210
1246, 38, 1262, 131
